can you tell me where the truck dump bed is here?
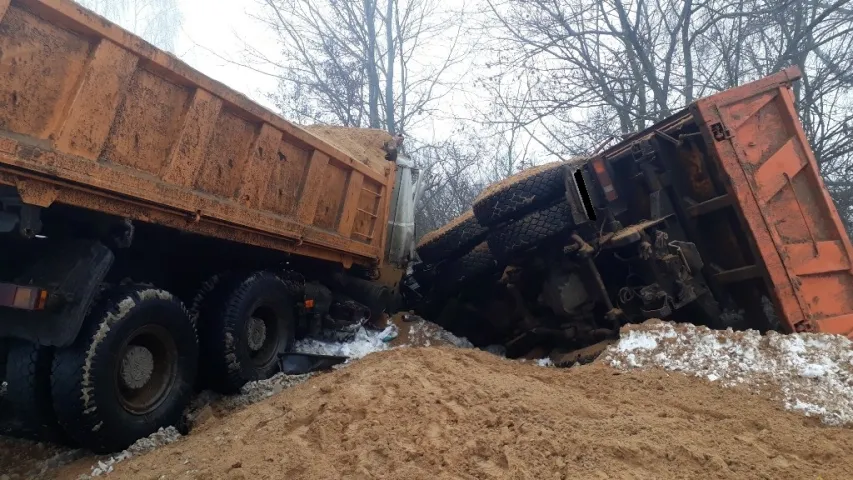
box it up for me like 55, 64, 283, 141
594, 67, 853, 338
692, 69, 853, 337
0, 0, 395, 268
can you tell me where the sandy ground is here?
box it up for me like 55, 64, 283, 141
5, 320, 853, 479
74, 348, 853, 479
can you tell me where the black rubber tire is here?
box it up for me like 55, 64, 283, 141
416, 211, 488, 264
188, 273, 226, 327
473, 162, 566, 227
3, 341, 67, 442
197, 272, 295, 394
51, 286, 198, 453
487, 201, 575, 259
435, 242, 501, 291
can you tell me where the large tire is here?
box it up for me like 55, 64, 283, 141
197, 272, 295, 393
3, 341, 66, 442
473, 161, 568, 227
436, 242, 501, 291
416, 210, 488, 264
51, 286, 198, 453
487, 201, 575, 260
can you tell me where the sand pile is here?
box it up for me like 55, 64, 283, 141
54, 316, 468, 478
101, 346, 853, 480
301, 125, 392, 175
603, 320, 853, 426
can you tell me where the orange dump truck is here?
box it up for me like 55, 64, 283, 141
0, 0, 418, 452
410, 67, 853, 362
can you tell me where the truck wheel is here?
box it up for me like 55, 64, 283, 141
51, 286, 198, 453
198, 272, 295, 393
436, 242, 500, 291
416, 210, 488, 264
3, 341, 67, 442
188, 273, 225, 328
487, 201, 575, 259
473, 161, 567, 227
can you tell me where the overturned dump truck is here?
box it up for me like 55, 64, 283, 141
409, 67, 853, 363
0, 0, 418, 452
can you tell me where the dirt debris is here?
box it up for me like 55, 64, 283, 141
603, 320, 853, 426
0, 437, 86, 479
301, 124, 392, 175
17, 316, 462, 478
100, 345, 853, 480
417, 210, 475, 249
11, 320, 853, 479
387, 312, 474, 349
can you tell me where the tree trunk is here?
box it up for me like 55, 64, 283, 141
385, 0, 396, 135
364, 0, 381, 128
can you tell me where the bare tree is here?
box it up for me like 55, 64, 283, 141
239, 0, 476, 232
414, 139, 487, 237
77, 0, 182, 51
245, 0, 471, 137
482, 0, 853, 227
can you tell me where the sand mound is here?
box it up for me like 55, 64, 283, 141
301, 125, 392, 175
103, 347, 853, 480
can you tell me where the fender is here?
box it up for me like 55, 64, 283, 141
0, 240, 114, 347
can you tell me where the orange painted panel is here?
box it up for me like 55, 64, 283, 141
693, 66, 853, 337
162, 88, 223, 187
0, 5, 89, 139
314, 163, 349, 230
295, 150, 330, 225
102, 69, 190, 175
195, 110, 257, 198
262, 140, 310, 216
0, 0, 396, 267
54, 40, 138, 159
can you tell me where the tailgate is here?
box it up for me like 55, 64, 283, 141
692, 67, 853, 337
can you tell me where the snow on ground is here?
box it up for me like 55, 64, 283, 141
535, 357, 555, 367
84, 427, 182, 478
602, 320, 853, 426
292, 318, 474, 359
293, 326, 394, 359
404, 319, 474, 349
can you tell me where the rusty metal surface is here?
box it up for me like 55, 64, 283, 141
0, 0, 396, 267
692, 66, 853, 338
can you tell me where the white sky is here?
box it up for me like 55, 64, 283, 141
175, 0, 279, 110
84, 0, 537, 158
171, 0, 478, 143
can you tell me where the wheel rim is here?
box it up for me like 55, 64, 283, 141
114, 324, 178, 415
246, 305, 280, 369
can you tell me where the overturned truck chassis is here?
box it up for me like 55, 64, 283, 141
420, 106, 796, 362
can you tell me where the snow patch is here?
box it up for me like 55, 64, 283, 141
603, 321, 853, 426
294, 327, 392, 359
535, 357, 554, 367
83, 427, 181, 478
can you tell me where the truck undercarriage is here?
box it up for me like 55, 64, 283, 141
407, 67, 853, 363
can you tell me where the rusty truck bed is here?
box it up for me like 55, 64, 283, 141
596, 67, 853, 338
0, 0, 395, 268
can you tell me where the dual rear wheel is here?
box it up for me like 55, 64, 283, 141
2, 271, 296, 453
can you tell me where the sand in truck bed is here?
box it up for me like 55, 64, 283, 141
90, 345, 853, 480
302, 125, 393, 176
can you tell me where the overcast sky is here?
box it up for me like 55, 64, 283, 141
174, 0, 279, 110
83, 0, 515, 150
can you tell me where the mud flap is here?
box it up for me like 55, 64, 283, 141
0, 240, 113, 347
